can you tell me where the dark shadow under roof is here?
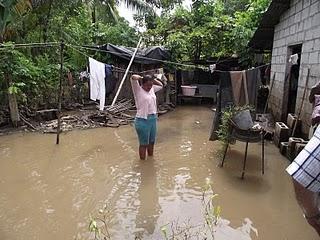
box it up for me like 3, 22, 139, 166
248, 0, 290, 52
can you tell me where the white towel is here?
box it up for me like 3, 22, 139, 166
89, 57, 106, 111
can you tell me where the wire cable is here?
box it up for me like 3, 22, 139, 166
0, 41, 271, 73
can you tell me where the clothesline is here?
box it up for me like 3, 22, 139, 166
72, 45, 209, 70
62, 30, 237, 67
0, 42, 59, 49
70, 44, 270, 73
67, 43, 133, 72
67, 43, 164, 74
0, 41, 270, 73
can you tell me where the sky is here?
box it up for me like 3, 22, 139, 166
117, 0, 193, 27
117, 1, 136, 27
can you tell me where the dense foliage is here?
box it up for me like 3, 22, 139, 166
143, 0, 271, 63
0, 0, 141, 110
0, 0, 271, 123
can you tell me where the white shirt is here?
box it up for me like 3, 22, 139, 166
131, 80, 162, 119
89, 57, 106, 111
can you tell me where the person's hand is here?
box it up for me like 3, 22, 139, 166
131, 74, 143, 81
154, 74, 167, 87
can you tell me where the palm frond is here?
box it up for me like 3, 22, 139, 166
107, 2, 118, 22
0, 0, 32, 40
13, 0, 32, 15
121, 0, 154, 13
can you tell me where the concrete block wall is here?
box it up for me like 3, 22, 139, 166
270, 0, 320, 135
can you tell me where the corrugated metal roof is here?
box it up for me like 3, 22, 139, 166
248, 0, 290, 51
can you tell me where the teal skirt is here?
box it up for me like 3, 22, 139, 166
134, 114, 157, 145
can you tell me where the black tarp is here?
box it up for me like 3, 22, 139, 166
99, 43, 171, 64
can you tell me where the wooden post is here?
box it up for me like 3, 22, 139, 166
174, 69, 177, 105
292, 68, 310, 137
111, 37, 142, 107
56, 40, 64, 144
5, 74, 20, 127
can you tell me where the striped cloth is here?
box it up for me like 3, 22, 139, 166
286, 125, 320, 192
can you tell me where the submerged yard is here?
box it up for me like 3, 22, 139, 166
0, 106, 317, 239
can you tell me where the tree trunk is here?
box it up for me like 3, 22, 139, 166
0, 35, 20, 127
5, 74, 20, 127
43, 0, 54, 42
92, 3, 96, 43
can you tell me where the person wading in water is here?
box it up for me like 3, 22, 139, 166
131, 74, 163, 160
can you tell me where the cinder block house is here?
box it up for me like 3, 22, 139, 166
249, 0, 320, 135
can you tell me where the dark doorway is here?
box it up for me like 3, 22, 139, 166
287, 45, 302, 114
282, 44, 302, 120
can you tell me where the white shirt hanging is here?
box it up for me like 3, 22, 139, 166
89, 57, 106, 111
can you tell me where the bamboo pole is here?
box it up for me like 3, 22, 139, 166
111, 37, 142, 107
56, 40, 65, 144
292, 68, 310, 137
0, 42, 59, 48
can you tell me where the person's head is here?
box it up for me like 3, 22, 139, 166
141, 75, 153, 92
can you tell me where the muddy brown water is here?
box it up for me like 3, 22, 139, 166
0, 106, 317, 239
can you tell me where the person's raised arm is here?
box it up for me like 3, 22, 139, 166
131, 74, 142, 96
131, 74, 143, 82
152, 75, 163, 93
152, 78, 163, 87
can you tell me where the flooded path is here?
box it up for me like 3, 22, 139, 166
0, 106, 317, 239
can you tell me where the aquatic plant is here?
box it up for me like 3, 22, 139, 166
88, 203, 112, 240
85, 178, 257, 240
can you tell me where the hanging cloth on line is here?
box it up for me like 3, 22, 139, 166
230, 71, 249, 106
246, 68, 261, 106
209, 71, 234, 141
105, 64, 116, 96
89, 57, 106, 110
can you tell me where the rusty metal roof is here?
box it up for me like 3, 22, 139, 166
248, 0, 290, 52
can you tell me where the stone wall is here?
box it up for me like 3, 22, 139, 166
270, 0, 320, 134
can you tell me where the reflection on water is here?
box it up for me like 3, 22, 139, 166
0, 106, 318, 240
135, 159, 160, 237
214, 218, 258, 240
179, 137, 193, 157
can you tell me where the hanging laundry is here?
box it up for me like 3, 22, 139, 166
105, 64, 115, 96
181, 70, 194, 85
246, 68, 261, 107
168, 73, 174, 82
157, 68, 164, 74
209, 64, 216, 73
89, 57, 106, 111
220, 72, 234, 110
289, 53, 299, 65
79, 71, 90, 79
209, 72, 234, 141
230, 71, 249, 106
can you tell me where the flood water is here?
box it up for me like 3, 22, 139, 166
0, 106, 317, 239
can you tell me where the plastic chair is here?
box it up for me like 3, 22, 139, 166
221, 118, 265, 179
